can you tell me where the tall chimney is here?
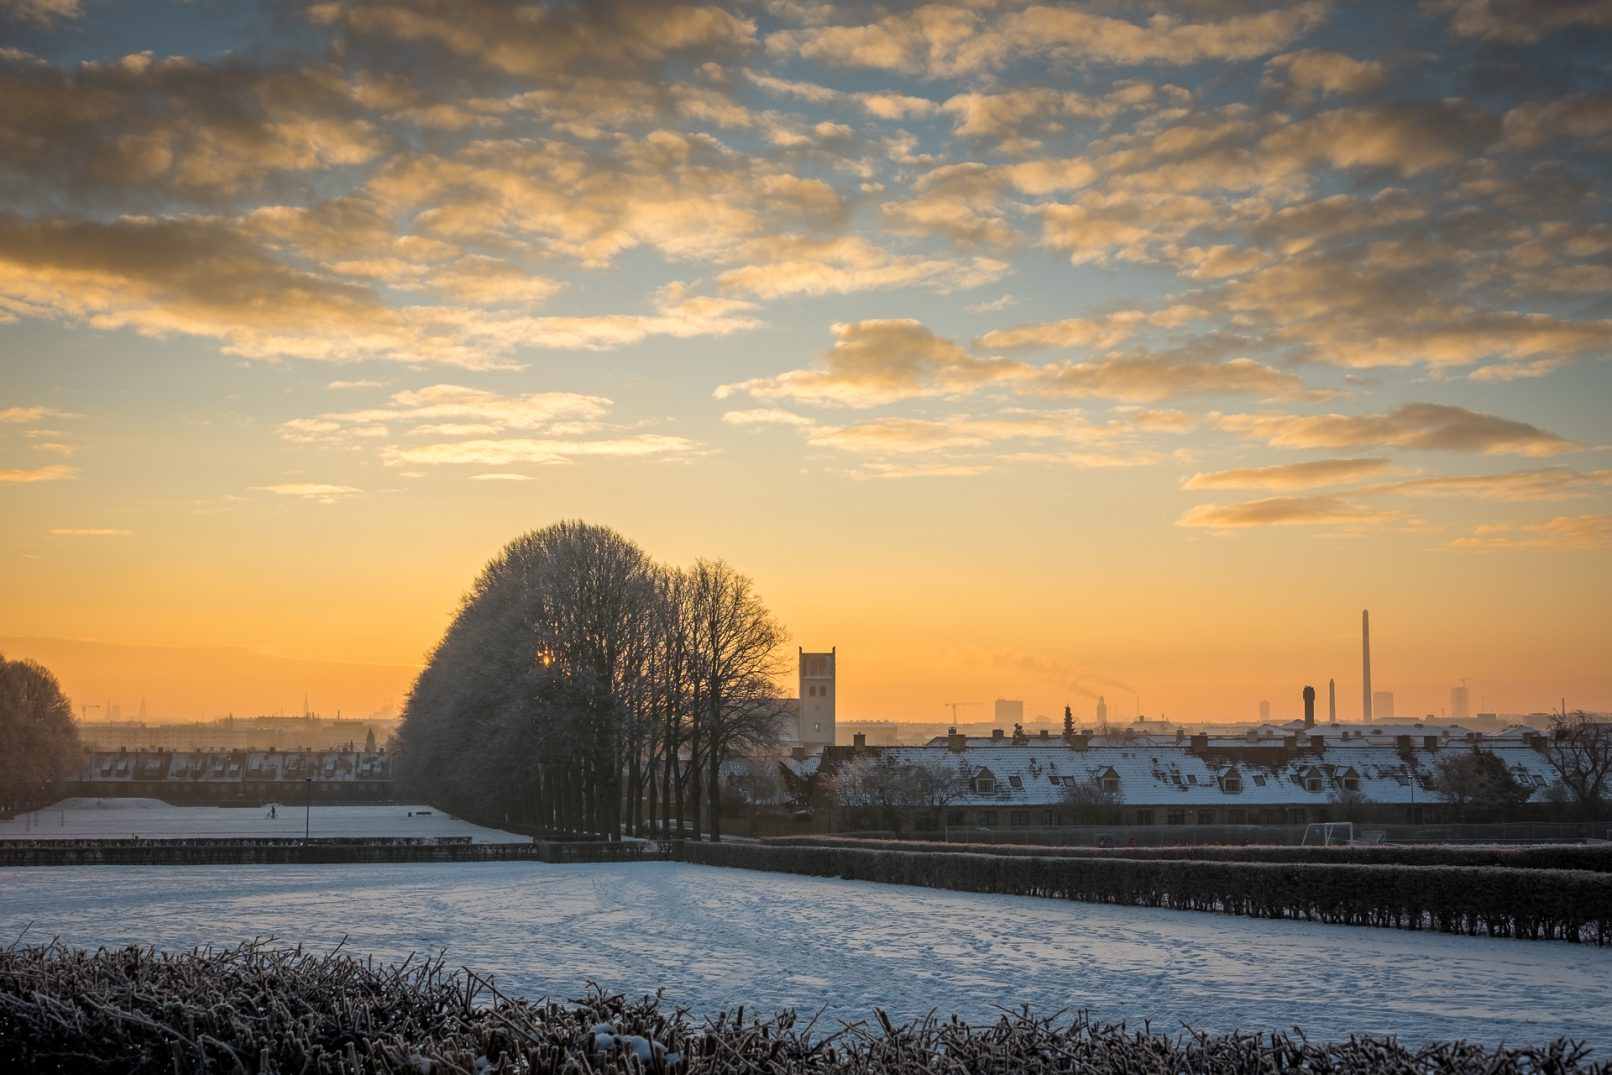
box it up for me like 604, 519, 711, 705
1303, 685, 1316, 727
1328, 678, 1336, 723
1362, 610, 1373, 724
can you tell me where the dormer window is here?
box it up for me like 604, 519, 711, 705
1306, 774, 1323, 793
1101, 776, 1120, 793
1220, 771, 1242, 793
975, 775, 995, 794
1340, 768, 1360, 792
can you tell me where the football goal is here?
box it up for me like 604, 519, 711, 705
1301, 821, 1354, 847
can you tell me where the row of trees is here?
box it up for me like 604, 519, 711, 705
0, 654, 82, 814
396, 522, 788, 841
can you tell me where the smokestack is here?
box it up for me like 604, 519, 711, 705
1362, 610, 1373, 724
1328, 679, 1336, 723
1303, 685, 1316, 727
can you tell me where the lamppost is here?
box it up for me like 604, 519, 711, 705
305, 777, 312, 840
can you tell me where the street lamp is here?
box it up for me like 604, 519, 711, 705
305, 777, 312, 840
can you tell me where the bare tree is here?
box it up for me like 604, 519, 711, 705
1060, 778, 1123, 823
1541, 709, 1612, 819
0, 654, 82, 812
686, 559, 789, 842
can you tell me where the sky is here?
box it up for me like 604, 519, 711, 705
2, 0, 1610, 726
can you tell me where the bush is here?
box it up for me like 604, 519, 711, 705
681, 842, 1612, 944
0, 941, 1603, 1073
762, 834, 1612, 872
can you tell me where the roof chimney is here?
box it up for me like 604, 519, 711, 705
852, 732, 866, 750
948, 731, 966, 752
991, 728, 1005, 741
1303, 685, 1316, 727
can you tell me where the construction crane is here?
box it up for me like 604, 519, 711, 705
943, 701, 982, 723
78, 703, 99, 721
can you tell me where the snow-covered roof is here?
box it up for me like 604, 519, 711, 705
846, 739, 1559, 808
77, 750, 390, 783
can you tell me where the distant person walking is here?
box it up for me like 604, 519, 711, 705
268, 805, 277, 819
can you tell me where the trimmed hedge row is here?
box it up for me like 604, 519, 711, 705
682, 842, 1612, 944
763, 834, 1612, 872
6, 941, 1604, 1073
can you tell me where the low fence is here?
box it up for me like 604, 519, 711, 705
675, 841, 1612, 944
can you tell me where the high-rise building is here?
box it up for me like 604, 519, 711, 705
1372, 691, 1395, 720
1096, 696, 1108, 726
994, 699, 1024, 726
1328, 679, 1336, 723
1450, 684, 1470, 721
798, 648, 836, 748
1259, 700, 1271, 722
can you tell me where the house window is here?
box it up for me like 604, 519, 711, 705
1008, 774, 1023, 789
1221, 775, 1242, 793
1135, 808, 1155, 825
1041, 810, 1058, 826
947, 810, 965, 826
1010, 810, 1030, 828
976, 811, 996, 828
1228, 808, 1246, 824
1166, 809, 1185, 825
1196, 810, 1215, 825
975, 776, 995, 794
1306, 777, 1323, 793
1101, 777, 1120, 793
1342, 775, 1359, 792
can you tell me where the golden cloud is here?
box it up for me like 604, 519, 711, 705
1182, 458, 1396, 491
0, 464, 78, 482
1177, 494, 1406, 529
1215, 403, 1577, 456
1450, 514, 1612, 550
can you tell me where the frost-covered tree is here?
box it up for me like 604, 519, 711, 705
0, 654, 82, 812
1432, 747, 1532, 822
396, 523, 788, 840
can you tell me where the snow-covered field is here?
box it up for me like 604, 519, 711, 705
2, 859, 1607, 1051
0, 798, 521, 842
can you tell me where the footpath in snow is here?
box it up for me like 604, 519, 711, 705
2, 859, 1608, 1051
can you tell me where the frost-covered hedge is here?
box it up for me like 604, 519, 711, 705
763, 834, 1612, 872
682, 842, 1612, 944
2, 941, 1604, 1074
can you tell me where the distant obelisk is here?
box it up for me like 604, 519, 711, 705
1328, 678, 1336, 723
1362, 609, 1373, 724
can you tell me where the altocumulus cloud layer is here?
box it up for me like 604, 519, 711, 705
0, 0, 1609, 544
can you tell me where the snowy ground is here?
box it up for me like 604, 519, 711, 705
0, 798, 522, 842
1, 860, 1607, 1051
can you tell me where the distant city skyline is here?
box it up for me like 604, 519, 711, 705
3, 1, 1608, 723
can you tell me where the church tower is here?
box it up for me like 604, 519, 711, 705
798, 647, 836, 749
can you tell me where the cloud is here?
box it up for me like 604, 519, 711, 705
320, 0, 755, 83
326, 380, 385, 390
1182, 458, 1396, 491
1377, 468, 1612, 501
382, 434, 700, 467
715, 319, 1026, 408
1215, 403, 1577, 456
717, 235, 1007, 299
1431, 0, 1612, 43
467, 472, 535, 481
0, 52, 383, 196
0, 464, 77, 482
0, 405, 80, 423
1450, 515, 1612, 550
252, 483, 362, 502
49, 527, 131, 536
1177, 494, 1406, 529
1023, 354, 1326, 404
1502, 92, 1612, 147
766, 3, 1327, 76
279, 384, 614, 446
1264, 50, 1386, 98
